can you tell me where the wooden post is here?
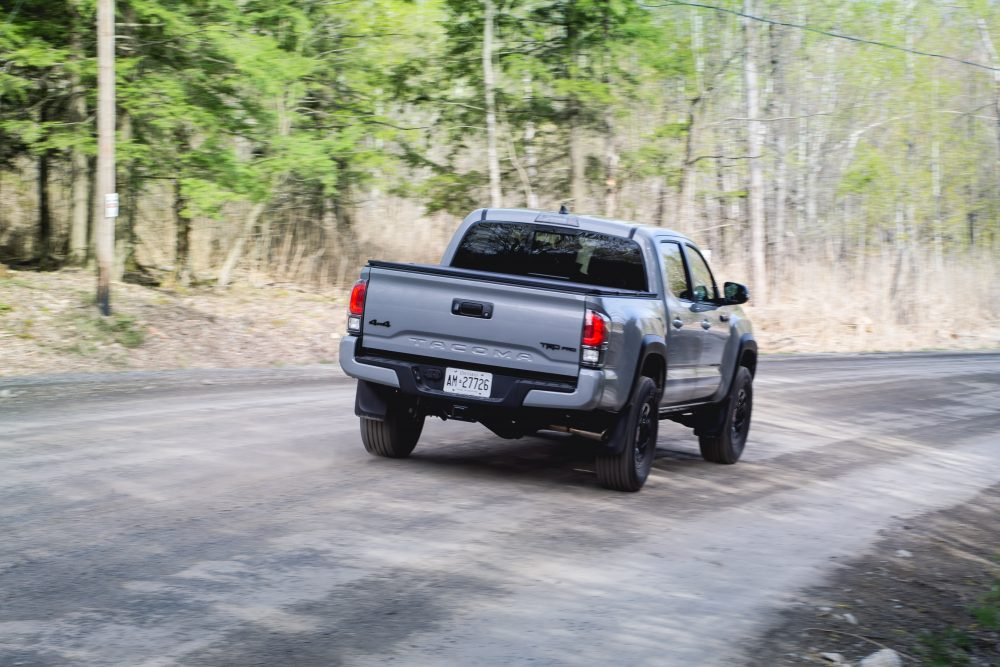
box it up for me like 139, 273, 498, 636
95, 0, 116, 315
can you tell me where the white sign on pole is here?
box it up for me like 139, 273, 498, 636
105, 193, 119, 219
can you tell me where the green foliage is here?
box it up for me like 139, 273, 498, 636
920, 626, 974, 666
839, 144, 887, 195
1, 0, 999, 276
420, 171, 484, 216
971, 580, 1000, 630
918, 573, 1000, 666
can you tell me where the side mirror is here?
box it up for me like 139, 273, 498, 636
724, 282, 749, 305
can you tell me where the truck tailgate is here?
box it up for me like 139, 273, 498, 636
362, 265, 585, 378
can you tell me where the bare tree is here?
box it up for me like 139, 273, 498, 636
742, 0, 768, 304
483, 0, 502, 208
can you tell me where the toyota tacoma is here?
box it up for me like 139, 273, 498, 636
339, 208, 757, 491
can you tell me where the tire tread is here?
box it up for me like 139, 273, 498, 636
595, 377, 658, 492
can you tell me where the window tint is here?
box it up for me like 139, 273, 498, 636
685, 245, 717, 302
452, 222, 647, 291
659, 241, 691, 299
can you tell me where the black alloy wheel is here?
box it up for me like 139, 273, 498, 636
698, 366, 753, 464
596, 376, 659, 492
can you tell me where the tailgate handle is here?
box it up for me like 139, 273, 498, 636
452, 299, 493, 319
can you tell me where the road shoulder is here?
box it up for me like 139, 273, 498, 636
748, 483, 1000, 666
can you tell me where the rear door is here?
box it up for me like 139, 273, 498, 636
362, 266, 586, 378
658, 240, 701, 405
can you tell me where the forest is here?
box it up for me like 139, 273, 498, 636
2, 0, 999, 348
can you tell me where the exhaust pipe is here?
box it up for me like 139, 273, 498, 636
547, 425, 608, 442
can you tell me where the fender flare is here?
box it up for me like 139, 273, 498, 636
712, 333, 757, 403
688, 334, 757, 436
597, 335, 666, 456
634, 335, 667, 395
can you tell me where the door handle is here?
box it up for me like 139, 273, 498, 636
700, 319, 711, 330
452, 299, 493, 319
719, 313, 730, 322
672, 318, 684, 329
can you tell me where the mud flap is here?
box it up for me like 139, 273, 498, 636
355, 380, 390, 420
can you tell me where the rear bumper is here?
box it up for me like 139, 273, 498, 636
338, 335, 605, 411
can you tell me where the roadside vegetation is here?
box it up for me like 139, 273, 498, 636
1, 1, 999, 338
920, 573, 1000, 666
752, 484, 1000, 666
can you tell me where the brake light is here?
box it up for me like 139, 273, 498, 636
581, 310, 609, 367
349, 280, 367, 315
582, 310, 608, 348
347, 280, 367, 334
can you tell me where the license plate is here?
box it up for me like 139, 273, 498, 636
442, 368, 493, 398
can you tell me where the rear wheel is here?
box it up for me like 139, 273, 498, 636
360, 398, 425, 458
698, 366, 753, 464
595, 377, 659, 492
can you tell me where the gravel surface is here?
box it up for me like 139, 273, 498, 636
2, 352, 999, 665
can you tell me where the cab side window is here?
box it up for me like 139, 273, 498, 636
659, 241, 692, 300
684, 245, 718, 302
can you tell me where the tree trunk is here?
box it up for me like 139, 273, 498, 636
677, 104, 699, 234
217, 202, 267, 288
977, 17, 1000, 211
483, 0, 502, 208
603, 125, 619, 218
523, 73, 539, 208
36, 96, 54, 268
86, 155, 96, 263
601, 7, 619, 218
114, 112, 134, 280
566, 6, 585, 211
174, 179, 192, 286
69, 24, 89, 266
37, 134, 52, 268
569, 108, 585, 210
773, 101, 789, 281
742, 0, 768, 304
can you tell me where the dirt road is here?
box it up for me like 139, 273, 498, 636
1, 353, 998, 666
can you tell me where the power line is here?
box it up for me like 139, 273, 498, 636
640, 1, 1000, 73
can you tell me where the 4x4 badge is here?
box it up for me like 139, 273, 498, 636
368, 319, 391, 328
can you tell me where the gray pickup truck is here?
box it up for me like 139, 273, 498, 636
339, 208, 757, 491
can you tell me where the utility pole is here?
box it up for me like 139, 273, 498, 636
96, 0, 116, 315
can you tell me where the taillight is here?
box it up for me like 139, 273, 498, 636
347, 279, 367, 333
581, 310, 609, 367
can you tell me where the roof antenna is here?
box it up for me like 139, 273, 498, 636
558, 204, 569, 215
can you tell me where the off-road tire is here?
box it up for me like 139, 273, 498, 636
360, 400, 424, 458
595, 377, 659, 492
698, 366, 753, 464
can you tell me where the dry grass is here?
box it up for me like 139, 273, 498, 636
1, 242, 996, 377
0, 269, 346, 377
729, 251, 1000, 353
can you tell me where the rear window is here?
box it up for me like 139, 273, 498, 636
451, 222, 648, 291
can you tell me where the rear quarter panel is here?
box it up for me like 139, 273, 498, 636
591, 295, 667, 412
